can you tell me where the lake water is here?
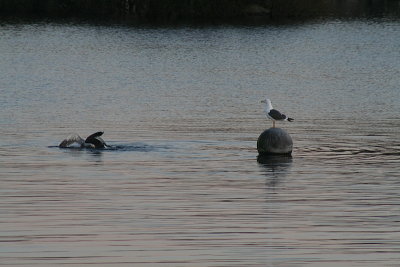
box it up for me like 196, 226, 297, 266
1, 19, 400, 266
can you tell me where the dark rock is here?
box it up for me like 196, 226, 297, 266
257, 128, 293, 155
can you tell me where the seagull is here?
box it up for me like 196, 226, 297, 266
59, 131, 108, 149
261, 98, 294, 128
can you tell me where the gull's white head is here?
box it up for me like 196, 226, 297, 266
261, 98, 273, 110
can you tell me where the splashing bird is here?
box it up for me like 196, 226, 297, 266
261, 98, 294, 128
59, 131, 108, 149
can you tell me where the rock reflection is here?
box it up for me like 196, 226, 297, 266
257, 155, 292, 188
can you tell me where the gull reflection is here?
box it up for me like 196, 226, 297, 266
257, 154, 292, 188
59, 147, 104, 164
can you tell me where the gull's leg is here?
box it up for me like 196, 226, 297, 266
273, 121, 275, 128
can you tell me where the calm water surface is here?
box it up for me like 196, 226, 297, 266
1, 19, 400, 266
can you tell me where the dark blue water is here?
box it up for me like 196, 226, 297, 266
1, 19, 399, 266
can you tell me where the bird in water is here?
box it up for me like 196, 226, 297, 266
59, 131, 108, 149
261, 98, 294, 128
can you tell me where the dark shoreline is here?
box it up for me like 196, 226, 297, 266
1, 0, 399, 25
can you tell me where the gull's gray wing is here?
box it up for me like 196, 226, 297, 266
85, 131, 107, 148
268, 109, 287, 120
59, 133, 85, 148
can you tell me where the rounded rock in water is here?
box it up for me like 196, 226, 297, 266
257, 128, 293, 155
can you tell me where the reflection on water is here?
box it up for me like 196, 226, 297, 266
0, 19, 400, 266
257, 155, 292, 188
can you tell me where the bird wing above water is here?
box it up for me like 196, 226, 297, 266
85, 131, 104, 141
85, 131, 107, 148
59, 133, 85, 148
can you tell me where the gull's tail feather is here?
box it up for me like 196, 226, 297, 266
287, 117, 294, 122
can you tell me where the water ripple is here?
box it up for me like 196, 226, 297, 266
1, 20, 400, 266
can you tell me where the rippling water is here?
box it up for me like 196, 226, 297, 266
1, 19, 400, 266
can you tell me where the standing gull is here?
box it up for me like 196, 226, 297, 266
261, 98, 294, 128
